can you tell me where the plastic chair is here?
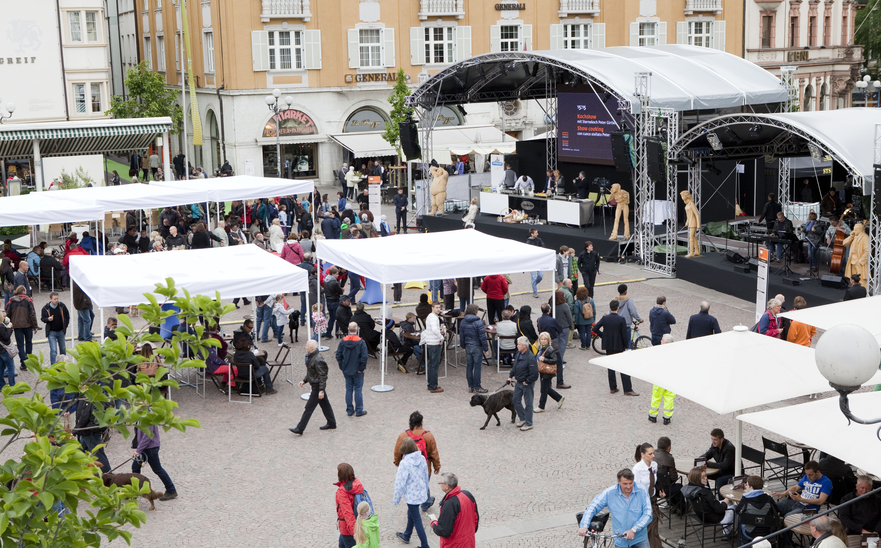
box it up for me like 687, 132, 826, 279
683, 496, 730, 548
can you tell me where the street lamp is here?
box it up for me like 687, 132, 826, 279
0, 97, 16, 123
814, 324, 881, 437
265, 88, 294, 178
855, 75, 881, 107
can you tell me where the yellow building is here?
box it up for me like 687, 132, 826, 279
137, 0, 743, 183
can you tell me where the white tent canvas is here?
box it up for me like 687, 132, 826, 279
49, 183, 209, 213
0, 194, 105, 227
151, 175, 314, 203
69, 245, 307, 307
780, 296, 881, 340
739, 391, 881, 478
316, 230, 556, 284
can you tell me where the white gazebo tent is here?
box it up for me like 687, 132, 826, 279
780, 296, 881, 343
739, 391, 881, 477
588, 327, 881, 474
68, 245, 310, 402
0, 193, 105, 227
316, 230, 556, 392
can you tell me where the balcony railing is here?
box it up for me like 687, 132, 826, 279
558, 0, 600, 18
684, 0, 723, 15
418, 0, 465, 19
260, 0, 311, 22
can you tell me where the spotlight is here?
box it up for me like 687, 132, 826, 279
500, 63, 509, 76
748, 124, 763, 137
708, 162, 722, 176
602, 91, 612, 103
808, 143, 824, 162
706, 132, 722, 152
678, 153, 695, 167
724, 127, 743, 146
452, 74, 466, 88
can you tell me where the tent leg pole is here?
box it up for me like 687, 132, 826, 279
70, 287, 75, 347
372, 283, 392, 392
100, 308, 104, 343
300, 283, 312, 401
735, 410, 743, 476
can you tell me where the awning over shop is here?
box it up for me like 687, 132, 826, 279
0, 117, 173, 159
329, 125, 517, 161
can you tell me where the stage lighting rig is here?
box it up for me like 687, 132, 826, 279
748, 124, 763, 137
678, 153, 695, 167
602, 91, 612, 103
724, 127, 742, 146
706, 132, 723, 152
808, 143, 824, 162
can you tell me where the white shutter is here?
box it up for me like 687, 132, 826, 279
384, 28, 395, 67
251, 30, 268, 71
713, 21, 726, 51
630, 22, 639, 46
658, 22, 667, 45
677, 21, 688, 45
490, 24, 501, 52
410, 27, 425, 65
522, 24, 532, 51
347, 28, 360, 69
550, 24, 563, 50
592, 23, 605, 49
456, 26, 472, 62
303, 30, 321, 69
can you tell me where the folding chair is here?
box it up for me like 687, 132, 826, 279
741, 445, 765, 476
683, 496, 730, 548
762, 437, 807, 487
265, 344, 292, 385
496, 335, 518, 373
229, 362, 262, 404
657, 471, 684, 529
737, 503, 781, 548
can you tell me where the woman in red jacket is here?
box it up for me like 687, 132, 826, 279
335, 463, 365, 548
479, 274, 508, 325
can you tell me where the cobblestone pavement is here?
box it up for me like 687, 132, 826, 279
4, 189, 844, 547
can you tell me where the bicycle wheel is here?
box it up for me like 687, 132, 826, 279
632, 336, 652, 350
592, 334, 606, 355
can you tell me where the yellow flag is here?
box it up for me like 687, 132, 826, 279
180, 0, 202, 146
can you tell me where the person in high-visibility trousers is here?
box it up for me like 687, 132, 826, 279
648, 334, 676, 425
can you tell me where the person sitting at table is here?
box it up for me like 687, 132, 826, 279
495, 310, 518, 365
231, 336, 276, 395
771, 460, 833, 548
809, 515, 848, 548
698, 428, 736, 495
819, 455, 857, 504
681, 467, 735, 535
399, 312, 424, 374
232, 319, 267, 364
655, 437, 686, 515
733, 476, 780, 543
415, 294, 432, 323
838, 475, 881, 536
351, 303, 381, 352
335, 297, 353, 337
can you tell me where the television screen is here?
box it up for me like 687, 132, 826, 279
557, 91, 624, 165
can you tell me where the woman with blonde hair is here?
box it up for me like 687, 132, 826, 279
534, 331, 563, 413
268, 218, 285, 250
462, 197, 479, 226
353, 501, 380, 548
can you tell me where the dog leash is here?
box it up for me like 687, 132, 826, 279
489, 380, 512, 395
108, 456, 139, 474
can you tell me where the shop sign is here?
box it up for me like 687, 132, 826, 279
426, 106, 462, 127
495, 3, 525, 9
263, 109, 318, 138
787, 50, 809, 62
344, 108, 388, 133
350, 72, 411, 83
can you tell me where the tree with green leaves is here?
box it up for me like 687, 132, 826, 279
382, 68, 413, 159
855, 3, 881, 71
106, 62, 183, 133
0, 279, 229, 547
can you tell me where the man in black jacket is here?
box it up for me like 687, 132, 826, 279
336, 297, 353, 337
685, 301, 721, 339
40, 292, 70, 366
351, 303, 380, 351
757, 193, 782, 230
290, 340, 336, 435
393, 187, 408, 233
577, 241, 601, 297
838, 476, 881, 535
508, 337, 538, 431
323, 267, 344, 338
593, 300, 636, 396
120, 226, 138, 253
74, 398, 111, 472
699, 428, 736, 495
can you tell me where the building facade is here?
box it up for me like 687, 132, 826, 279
745, 0, 864, 111
136, 0, 744, 184
105, 0, 141, 100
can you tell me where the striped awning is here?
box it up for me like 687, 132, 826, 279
0, 119, 173, 159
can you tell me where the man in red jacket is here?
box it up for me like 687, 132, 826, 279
479, 274, 508, 325
430, 472, 479, 548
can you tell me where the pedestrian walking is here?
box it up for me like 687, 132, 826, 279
459, 304, 488, 394
132, 422, 178, 501
534, 331, 563, 413
336, 322, 368, 417
0, 312, 16, 387
429, 472, 480, 547
335, 463, 366, 548
526, 229, 545, 298
40, 291, 69, 366
73, 398, 111, 472
633, 443, 662, 548
577, 241, 601, 298
421, 303, 445, 394
574, 287, 595, 350
578, 469, 653, 547
394, 411, 441, 512
648, 335, 676, 424
290, 340, 337, 435
393, 437, 430, 548
594, 300, 638, 396
648, 296, 676, 347
353, 500, 380, 548
509, 336, 538, 431
6, 286, 37, 371
72, 281, 94, 342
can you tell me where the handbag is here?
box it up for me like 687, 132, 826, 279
518, 322, 539, 355
0, 339, 17, 357
537, 346, 557, 375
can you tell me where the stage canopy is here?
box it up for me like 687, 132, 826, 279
0, 193, 105, 228
780, 296, 881, 343
47, 183, 209, 213
69, 244, 307, 307
151, 175, 314, 202
329, 125, 516, 160
409, 45, 788, 114
316, 230, 555, 284
672, 108, 881, 187
739, 391, 881, 478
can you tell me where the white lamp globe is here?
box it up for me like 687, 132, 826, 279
863, 75, 872, 82
285, 96, 294, 106
815, 324, 880, 388
265, 96, 275, 105
272, 88, 281, 98
6, 102, 14, 113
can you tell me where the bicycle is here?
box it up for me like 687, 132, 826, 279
579, 530, 626, 548
591, 318, 652, 355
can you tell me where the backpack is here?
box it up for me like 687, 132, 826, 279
580, 300, 594, 321
407, 429, 429, 465
353, 488, 375, 517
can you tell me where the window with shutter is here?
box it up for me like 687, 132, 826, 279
410, 27, 425, 65
455, 26, 471, 62
383, 28, 395, 67
251, 30, 269, 71
592, 23, 605, 48
303, 30, 321, 69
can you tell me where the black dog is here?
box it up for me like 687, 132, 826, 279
469, 390, 516, 430
287, 310, 301, 343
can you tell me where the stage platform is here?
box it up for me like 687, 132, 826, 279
677, 253, 846, 307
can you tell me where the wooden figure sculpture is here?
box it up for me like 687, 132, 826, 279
681, 190, 701, 257
609, 183, 631, 240
429, 164, 449, 216
842, 221, 869, 287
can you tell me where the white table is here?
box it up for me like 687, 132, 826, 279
547, 199, 594, 226
479, 192, 509, 215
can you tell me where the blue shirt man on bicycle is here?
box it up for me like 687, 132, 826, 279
579, 469, 653, 547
